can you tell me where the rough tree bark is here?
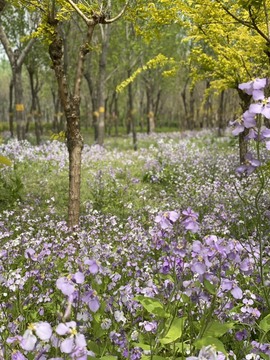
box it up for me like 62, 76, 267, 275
48, 23, 93, 228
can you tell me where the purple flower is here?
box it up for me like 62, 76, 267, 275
56, 321, 87, 355
56, 277, 75, 296
12, 351, 27, 360
20, 322, 52, 351
82, 291, 100, 312
182, 208, 200, 233
239, 78, 267, 100
249, 98, 270, 119
230, 119, 245, 136
155, 211, 179, 229
21, 329, 37, 351
261, 127, 270, 149
220, 279, 243, 299
191, 261, 206, 275
84, 259, 99, 274
242, 111, 257, 128
230, 111, 256, 136
139, 321, 157, 332
236, 153, 261, 175
235, 329, 248, 341
73, 272, 84, 284
186, 345, 218, 360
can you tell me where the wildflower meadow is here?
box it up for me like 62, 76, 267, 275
1, 79, 270, 359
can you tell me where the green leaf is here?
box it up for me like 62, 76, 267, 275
159, 317, 186, 344
135, 295, 169, 318
194, 337, 227, 355
100, 356, 118, 360
204, 321, 234, 338
203, 279, 216, 295
0, 155, 12, 167
87, 341, 101, 356
259, 314, 270, 333
135, 343, 151, 351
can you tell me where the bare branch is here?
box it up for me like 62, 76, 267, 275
104, 1, 129, 24
17, 37, 37, 68
66, 0, 92, 25
0, 25, 14, 64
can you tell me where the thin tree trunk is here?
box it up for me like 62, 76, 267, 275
8, 80, 14, 137
13, 64, 26, 140
127, 69, 137, 150
217, 90, 225, 137
27, 66, 42, 144
146, 85, 155, 134
84, 68, 98, 142
97, 23, 110, 146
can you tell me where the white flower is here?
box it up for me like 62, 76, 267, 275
114, 310, 126, 324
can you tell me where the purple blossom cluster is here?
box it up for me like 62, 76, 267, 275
1, 131, 270, 359
230, 78, 270, 174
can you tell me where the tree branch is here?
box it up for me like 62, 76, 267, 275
0, 25, 14, 64
17, 37, 37, 68
66, 0, 92, 25
104, 1, 129, 24
216, 0, 270, 44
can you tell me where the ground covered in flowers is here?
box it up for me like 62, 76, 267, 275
0, 131, 270, 360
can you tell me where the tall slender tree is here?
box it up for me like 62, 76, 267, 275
14, 0, 129, 227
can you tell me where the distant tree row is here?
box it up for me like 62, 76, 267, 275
0, 0, 243, 146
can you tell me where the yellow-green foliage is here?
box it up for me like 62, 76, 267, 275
181, 0, 270, 92
0, 155, 12, 168
116, 53, 175, 93
50, 131, 66, 142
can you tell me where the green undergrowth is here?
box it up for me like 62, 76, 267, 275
0, 132, 238, 224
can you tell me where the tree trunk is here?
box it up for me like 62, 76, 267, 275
13, 64, 26, 140
27, 66, 42, 145
146, 84, 155, 134
217, 90, 225, 137
84, 67, 99, 142
97, 24, 110, 146
8, 80, 14, 137
127, 69, 137, 150
48, 16, 96, 228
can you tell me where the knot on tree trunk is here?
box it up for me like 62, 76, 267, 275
92, 12, 107, 24
49, 38, 63, 65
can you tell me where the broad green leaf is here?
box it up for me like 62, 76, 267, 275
259, 314, 270, 333
87, 341, 101, 356
135, 295, 169, 317
195, 336, 227, 355
204, 321, 234, 338
135, 343, 151, 351
0, 155, 12, 167
159, 317, 186, 344
203, 279, 216, 295
100, 356, 118, 360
